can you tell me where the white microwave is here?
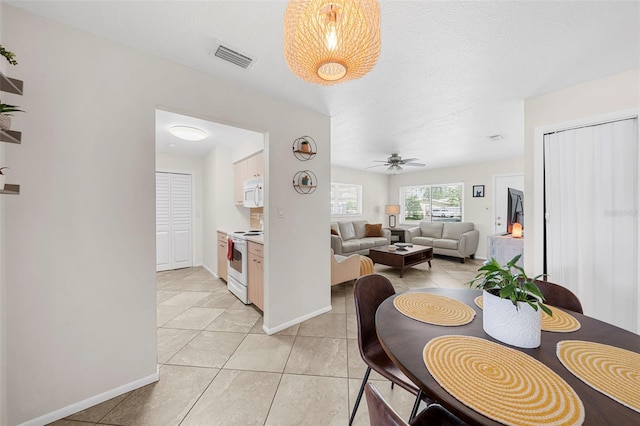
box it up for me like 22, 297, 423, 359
243, 177, 264, 208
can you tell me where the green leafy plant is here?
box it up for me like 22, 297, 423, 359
468, 254, 552, 315
0, 104, 24, 116
0, 45, 17, 66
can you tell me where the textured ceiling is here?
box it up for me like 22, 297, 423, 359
8, 1, 640, 173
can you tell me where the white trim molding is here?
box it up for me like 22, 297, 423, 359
19, 368, 160, 426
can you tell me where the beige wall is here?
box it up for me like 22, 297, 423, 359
523, 68, 640, 274
2, 5, 330, 425
388, 157, 525, 259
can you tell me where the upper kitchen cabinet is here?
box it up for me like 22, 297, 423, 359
246, 151, 264, 179
234, 151, 264, 206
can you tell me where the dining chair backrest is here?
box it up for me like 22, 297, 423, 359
535, 279, 583, 314
365, 382, 408, 426
354, 274, 396, 358
365, 383, 468, 426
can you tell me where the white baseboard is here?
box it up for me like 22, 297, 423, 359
19, 368, 159, 426
202, 264, 218, 278
263, 305, 332, 335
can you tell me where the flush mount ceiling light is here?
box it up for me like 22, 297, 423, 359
284, 0, 381, 85
169, 126, 207, 141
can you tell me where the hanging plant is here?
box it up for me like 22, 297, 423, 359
0, 45, 17, 66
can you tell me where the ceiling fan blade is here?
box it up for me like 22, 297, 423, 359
365, 163, 389, 169
401, 158, 419, 163
405, 162, 426, 167
372, 160, 389, 163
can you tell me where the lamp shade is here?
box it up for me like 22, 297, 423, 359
284, 0, 381, 85
385, 205, 401, 215
512, 222, 523, 238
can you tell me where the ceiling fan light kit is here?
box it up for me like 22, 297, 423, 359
367, 153, 426, 174
283, 0, 381, 85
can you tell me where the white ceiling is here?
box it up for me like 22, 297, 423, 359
9, 1, 640, 172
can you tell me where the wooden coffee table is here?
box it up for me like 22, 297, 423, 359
368, 244, 433, 277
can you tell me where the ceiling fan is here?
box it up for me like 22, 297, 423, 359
366, 153, 426, 174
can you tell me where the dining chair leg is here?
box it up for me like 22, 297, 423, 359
349, 367, 372, 425
409, 390, 423, 422
391, 382, 395, 389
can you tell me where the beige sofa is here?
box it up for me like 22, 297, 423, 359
406, 222, 479, 262
331, 220, 390, 256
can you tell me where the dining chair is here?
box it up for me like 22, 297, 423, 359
350, 274, 428, 425
365, 383, 467, 426
535, 279, 583, 314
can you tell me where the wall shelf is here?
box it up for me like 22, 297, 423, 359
0, 129, 21, 144
0, 72, 24, 95
293, 170, 317, 194
1, 184, 20, 195
1, 71, 24, 195
292, 136, 317, 161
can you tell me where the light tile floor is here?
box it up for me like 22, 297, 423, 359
50, 257, 483, 426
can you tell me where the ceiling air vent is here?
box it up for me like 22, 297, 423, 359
210, 42, 255, 69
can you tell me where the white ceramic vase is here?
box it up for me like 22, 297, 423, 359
482, 290, 541, 348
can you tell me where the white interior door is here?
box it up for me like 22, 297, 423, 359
156, 172, 193, 272
493, 174, 524, 234
544, 118, 638, 333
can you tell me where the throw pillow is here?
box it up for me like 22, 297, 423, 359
364, 223, 383, 237
331, 227, 339, 236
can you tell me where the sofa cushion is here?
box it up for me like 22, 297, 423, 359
341, 239, 361, 253
413, 236, 436, 247
442, 222, 474, 240
420, 222, 444, 238
338, 222, 356, 240
352, 220, 369, 238
364, 223, 383, 237
433, 239, 459, 250
358, 238, 376, 249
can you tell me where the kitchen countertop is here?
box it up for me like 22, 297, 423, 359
245, 235, 264, 244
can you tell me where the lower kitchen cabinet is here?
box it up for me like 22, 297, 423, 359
248, 241, 264, 311
217, 231, 228, 281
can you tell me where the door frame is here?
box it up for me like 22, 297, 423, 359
491, 173, 524, 235
155, 169, 195, 270
533, 108, 640, 331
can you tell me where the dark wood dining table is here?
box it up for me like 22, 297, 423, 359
375, 288, 640, 426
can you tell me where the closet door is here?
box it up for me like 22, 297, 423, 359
156, 172, 193, 272
544, 118, 638, 333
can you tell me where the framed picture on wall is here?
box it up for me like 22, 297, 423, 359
473, 185, 484, 198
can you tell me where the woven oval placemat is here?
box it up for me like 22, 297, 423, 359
474, 296, 580, 332
424, 335, 585, 426
557, 340, 640, 413
393, 293, 476, 326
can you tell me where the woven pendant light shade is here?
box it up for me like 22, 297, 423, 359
284, 0, 381, 85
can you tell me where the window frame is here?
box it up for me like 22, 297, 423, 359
330, 181, 363, 217
399, 182, 464, 225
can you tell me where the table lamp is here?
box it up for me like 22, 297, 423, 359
385, 205, 401, 228
512, 222, 523, 238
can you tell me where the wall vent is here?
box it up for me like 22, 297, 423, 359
210, 42, 255, 69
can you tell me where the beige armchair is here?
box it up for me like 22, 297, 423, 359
331, 249, 361, 286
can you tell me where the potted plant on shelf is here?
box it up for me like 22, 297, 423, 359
0, 45, 18, 66
0, 167, 9, 190
468, 254, 552, 348
299, 139, 311, 153
0, 103, 24, 131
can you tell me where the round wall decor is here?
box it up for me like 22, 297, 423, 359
293, 170, 317, 194
292, 136, 317, 161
